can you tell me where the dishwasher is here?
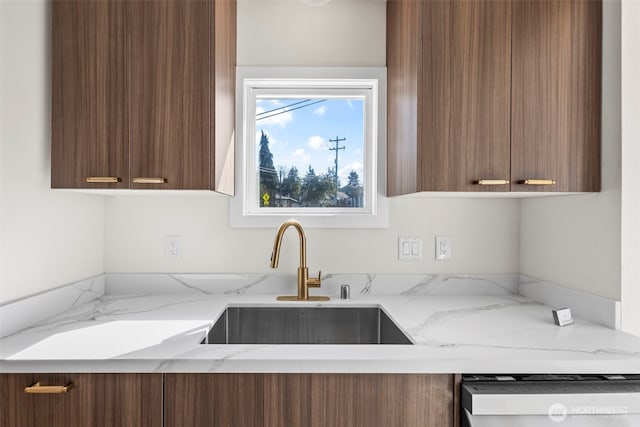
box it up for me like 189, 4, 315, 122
461, 374, 640, 426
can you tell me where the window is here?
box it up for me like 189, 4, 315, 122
256, 97, 364, 209
231, 68, 388, 228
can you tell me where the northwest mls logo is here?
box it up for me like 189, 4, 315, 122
548, 403, 568, 423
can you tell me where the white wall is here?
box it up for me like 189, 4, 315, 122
0, 1, 104, 304
104, 195, 519, 275
519, 0, 622, 300
104, 0, 521, 276
620, 0, 640, 335
237, 0, 386, 67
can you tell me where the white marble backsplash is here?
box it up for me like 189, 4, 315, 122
0, 272, 620, 337
104, 273, 520, 297
0, 275, 104, 338
519, 275, 621, 329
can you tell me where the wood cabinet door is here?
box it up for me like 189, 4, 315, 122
511, 0, 602, 192
387, 0, 511, 194
387, 0, 421, 196
164, 373, 454, 427
448, 0, 512, 192
0, 373, 162, 427
420, 0, 512, 192
164, 373, 263, 427
310, 374, 454, 427
128, 0, 211, 190
164, 373, 311, 427
51, 0, 129, 189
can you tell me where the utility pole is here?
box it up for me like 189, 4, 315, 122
328, 136, 346, 202
277, 167, 285, 207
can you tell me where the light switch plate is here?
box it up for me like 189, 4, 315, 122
398, 237, 422, 260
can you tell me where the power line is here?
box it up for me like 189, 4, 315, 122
256, 99, 326, 122
258, 167, 278, 174
256, 99, 312, 117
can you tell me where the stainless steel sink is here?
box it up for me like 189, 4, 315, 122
201, 306, 413, 345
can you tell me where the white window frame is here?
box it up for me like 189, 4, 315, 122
231, 67, 388, 228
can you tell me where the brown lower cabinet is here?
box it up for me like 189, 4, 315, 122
0, 373, 456, 427
164, 373, 456, 427
0, 373, 162, 427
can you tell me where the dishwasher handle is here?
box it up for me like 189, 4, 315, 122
463, 409, 640, 427
462, 382, 640, 416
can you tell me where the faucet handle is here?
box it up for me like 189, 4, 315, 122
307, 270, 321, 288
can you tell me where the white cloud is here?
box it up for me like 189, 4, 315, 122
307, 135, 326, 150
313, 105, 328, 116
274, 148, 312, 175
338, 162, 364, 185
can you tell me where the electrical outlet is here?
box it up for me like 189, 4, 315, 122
398, 237, 422, 260
435, 235, 451, 260
165, 235, 182, 261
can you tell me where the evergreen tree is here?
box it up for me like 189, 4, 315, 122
327, 166, 339, 192
301, 166, 319, 206
282, 166, 301, 201
300, 166, 338, 207
342, 170, 363, 207
258, 130, 277, 206
347, 170, 360, 187
319, 171, 337, 206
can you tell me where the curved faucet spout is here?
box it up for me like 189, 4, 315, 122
270, 219, 328, 301
270, 219, 306, 269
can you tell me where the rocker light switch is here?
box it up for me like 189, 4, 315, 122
398, 237, 422, 260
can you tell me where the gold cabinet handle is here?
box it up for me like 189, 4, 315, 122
517, 179, 557, 185
132, 177, 167, 184
473, 179, 510, 186
86, 177, 120, 184
24, 382, 74, 394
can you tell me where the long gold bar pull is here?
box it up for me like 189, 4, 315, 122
518, 179, 557, 185
132, 177, 167, 184
473, 179, 510, 186
24, 382, 74, 394
86, 177, 120, 184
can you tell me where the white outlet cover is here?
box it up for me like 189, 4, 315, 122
165, 235, 182, 261
435, 235, 452, 260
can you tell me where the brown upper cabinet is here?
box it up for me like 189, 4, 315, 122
51, 0, 236, 193
387, 0, 602, 195
511, 0, 602, 193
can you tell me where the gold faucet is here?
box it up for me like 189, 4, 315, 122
270, 219, 329, 301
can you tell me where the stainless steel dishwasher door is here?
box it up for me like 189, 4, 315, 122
463, 411, 640, 426
462, 376, 640, 427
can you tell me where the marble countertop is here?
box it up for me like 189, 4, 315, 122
2, 288, 640, 373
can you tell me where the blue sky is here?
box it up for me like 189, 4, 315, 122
255, 98, 364, 186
